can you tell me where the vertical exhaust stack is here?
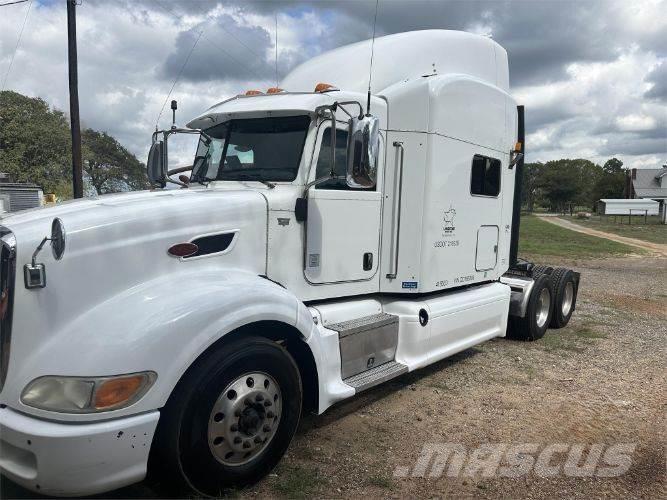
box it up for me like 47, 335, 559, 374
509, 105, 525, 268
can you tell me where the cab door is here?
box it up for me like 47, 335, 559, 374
304, 126, 382, 284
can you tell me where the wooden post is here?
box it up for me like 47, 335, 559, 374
67, 0, 83, 198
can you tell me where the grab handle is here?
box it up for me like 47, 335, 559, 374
386, 141, 405, 279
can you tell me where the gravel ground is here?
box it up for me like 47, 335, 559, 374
2, 255, 666, 499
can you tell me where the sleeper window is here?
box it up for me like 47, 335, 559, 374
471, 155, 501, 197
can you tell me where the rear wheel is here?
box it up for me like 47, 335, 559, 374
150, 336, 302, 496
507, 274, 554, 341
549, 268, 578, 328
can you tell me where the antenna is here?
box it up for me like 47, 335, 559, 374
275, 13, 279, 87
366, 0, 379, 116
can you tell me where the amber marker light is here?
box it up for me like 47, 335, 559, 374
93, 374, 148, 410
245, 90, 263, 96
267, 87, 284, 94
314, 82, 338, 93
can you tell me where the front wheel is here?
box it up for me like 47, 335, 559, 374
150, 336, 302, 496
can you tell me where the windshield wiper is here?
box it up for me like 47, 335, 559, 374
231, 173, 276, 189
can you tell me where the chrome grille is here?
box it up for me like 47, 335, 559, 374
0, 226, 16, 392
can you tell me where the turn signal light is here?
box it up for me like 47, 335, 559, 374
314, 82, 338, 93
245, 90, 263, 96
267, 87, 284, 94
93, 375, 145, 410
515, 141, 522, 152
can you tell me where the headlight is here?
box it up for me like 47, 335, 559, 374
21, 372, 157, 413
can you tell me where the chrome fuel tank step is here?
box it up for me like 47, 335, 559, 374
343, 360, 408, 392
327, 312, 399, 379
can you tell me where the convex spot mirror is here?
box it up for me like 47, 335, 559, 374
147, 141, 166, 187
346, 115, 380, 189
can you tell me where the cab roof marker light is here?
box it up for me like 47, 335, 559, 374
244, 90, 263, 96
314, 82, 339, 93
267, 87, 284, 94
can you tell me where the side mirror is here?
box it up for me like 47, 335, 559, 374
147, 141, 166, 187
346, 115, 380, 188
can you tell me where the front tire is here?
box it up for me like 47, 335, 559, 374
150, 336, 302, 496
507, 274, 554, 341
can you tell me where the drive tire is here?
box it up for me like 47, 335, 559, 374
548, 267, 578, 329
531, 265, 552, 278
507, 273, 554, 341
149, 335, 302, 497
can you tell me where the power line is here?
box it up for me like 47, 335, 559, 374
0, 0, 29, 7
1, 0, 32, 92
152, 0, 273, 87
155, 28, 204, 128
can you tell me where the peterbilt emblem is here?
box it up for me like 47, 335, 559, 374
367, 356, 375, 368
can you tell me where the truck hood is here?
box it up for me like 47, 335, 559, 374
1, 188, 269, 355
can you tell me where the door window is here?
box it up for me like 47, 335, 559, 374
470, 155, 501, 197
315, 128, 350, 190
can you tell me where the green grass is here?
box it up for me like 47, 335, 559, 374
519, 215, 638, 258
366, 474, 395, 489
272, 464, 325, 498
537, 322, 607, 355
560, 215, 667, 245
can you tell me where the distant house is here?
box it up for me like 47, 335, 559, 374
0, 173, 44, 213
625, 165, 667, 224
598, 199, 659, 216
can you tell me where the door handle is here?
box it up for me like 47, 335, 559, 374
386, 141, 405, 279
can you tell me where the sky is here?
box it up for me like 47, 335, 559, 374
0, 0, 665, 169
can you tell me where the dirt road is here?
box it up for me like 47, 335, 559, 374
3, 256, 666, 499
537, 215, 667, 257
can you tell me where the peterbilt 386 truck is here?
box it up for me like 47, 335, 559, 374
0, 30, 579, 496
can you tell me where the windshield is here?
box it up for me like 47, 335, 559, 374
191, 115, 311, 183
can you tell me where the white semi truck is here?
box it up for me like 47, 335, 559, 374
0, 30, 579, 496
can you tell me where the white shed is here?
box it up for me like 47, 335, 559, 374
599, 198, 659, 216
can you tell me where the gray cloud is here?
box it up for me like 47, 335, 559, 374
645, 61, 667, 102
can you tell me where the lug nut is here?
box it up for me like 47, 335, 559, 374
254, 436, 262, 443
263, 424, 271, 432
234, 436, 242, 444
255, 394, 264, 402
264, 400, 272, 407
230, 424, 238, 432
243, 441, 251, 449
267, 411, 275, 419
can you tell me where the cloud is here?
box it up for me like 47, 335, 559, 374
0, 0, 664, 171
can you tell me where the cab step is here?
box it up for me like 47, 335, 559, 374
343, 360, 408, 392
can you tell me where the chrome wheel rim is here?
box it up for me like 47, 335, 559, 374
207, 372, 282, 466
561, 281, 574, 317
536, 287, 551, 328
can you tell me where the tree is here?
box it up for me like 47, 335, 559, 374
538, 159, 600, 212
592, 158, 625, 203
0, 91, 71, 193
0, 90, 148, 198
522, 162, 544, 212
82, 129, 149, 194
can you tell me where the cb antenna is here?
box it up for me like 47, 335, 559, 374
366, 0, 379, 116
275, 13, 279, 87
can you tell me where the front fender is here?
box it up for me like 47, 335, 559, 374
7, 270, 309, 422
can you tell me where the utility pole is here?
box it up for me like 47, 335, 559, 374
67, 0, 83, 198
